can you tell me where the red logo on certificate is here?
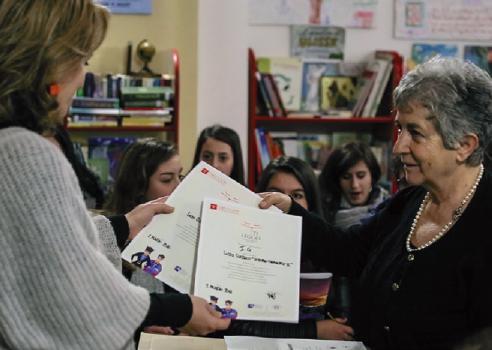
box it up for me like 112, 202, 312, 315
210, 203, 217, 210
201, 168, 209, 174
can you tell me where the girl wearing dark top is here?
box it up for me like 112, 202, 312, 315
259, 57, 492, 350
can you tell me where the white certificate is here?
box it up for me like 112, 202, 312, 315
224, 336, 366, 350
194, 198, 301, 322
121, 161, 279, 293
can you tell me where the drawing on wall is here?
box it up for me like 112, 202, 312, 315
395, 0, 492, 40
404, 2, 424, 27
407, 43, 458, 70
464, 46, 492, 75
249, 0, 378, 29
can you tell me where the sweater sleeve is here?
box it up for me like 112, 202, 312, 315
289, 200, 383, 277
143, 293, 192, 328
0, 128, 150, 350
92, 214, 124, 270
211, 319, 317, 339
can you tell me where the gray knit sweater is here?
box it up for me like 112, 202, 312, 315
0, 127, 150, 349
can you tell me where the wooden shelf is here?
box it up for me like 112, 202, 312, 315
254, 116, 394, 124
247, 48, 403, 190
67, 125, 175, 132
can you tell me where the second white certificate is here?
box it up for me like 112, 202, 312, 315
194, 198, 302, 323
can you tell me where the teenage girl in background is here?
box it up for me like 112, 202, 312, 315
105, 138, 183, 291
192, 124, 245, 185
317, 142, 389, 322
318, 141, 389, 229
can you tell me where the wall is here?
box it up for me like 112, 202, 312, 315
196, 0, 249, 168
197, 0, 492, 181
89, 0, 198, 168
248, 0, 492, 63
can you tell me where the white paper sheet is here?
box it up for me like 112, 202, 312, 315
121, 161, 279, 293
194, 198, 301, 322
225, 336, 366, 350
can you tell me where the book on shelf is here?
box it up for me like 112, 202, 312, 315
269, 131, 299, 159
351, 69, 376, 118
77, 72, 174, 100
300, 59, 341, 112
68, 115, 119, 127
319, 75, 357, 115
254, 128, 272, 169
121, 100, 168, 108
257, 57, 302, 111
72, 96, 120, 109
262, 73, 286, 117
298, 133, 332, 170
255, 71, 274, 117
70, 107, 121, 116
120, 86, 173, 101
360, 59, 392, 118
299, 272, 333, 321
121, 115, 172, 127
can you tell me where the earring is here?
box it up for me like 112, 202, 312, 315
49, 84, 60, 96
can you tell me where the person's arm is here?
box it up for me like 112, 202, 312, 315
0, 131, 151, 349
105, 198, 175, 251
259, 192, 385, 277
289, 200, 382, 277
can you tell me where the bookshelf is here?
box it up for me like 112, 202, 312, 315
247, 48, 403, 190
68, 48, 180, 143
67, 48, 180, 191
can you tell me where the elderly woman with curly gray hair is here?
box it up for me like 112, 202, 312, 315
260, 57, 492, 350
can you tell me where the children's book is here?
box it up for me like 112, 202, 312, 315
319, 76, 357, 113
300, 59, 340, 112
299, 272, 333, 321
257, 57, 302, 111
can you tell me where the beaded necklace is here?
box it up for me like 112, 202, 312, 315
406, 164, 484, 252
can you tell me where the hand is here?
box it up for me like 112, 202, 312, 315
316, 318, 354, 341
125, 196, 174, 240
258, 192, 293, 213
178, 296, 231, 336
143, 325, 175, 335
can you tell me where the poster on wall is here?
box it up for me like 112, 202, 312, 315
464, 46, 492, 75
249, 0, 377, 29
98, 0, 152, 15
394, 0, 492, 41
290, 26, 345, 59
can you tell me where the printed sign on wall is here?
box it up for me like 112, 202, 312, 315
395, 0, 492, 40
99, 0, 152, 15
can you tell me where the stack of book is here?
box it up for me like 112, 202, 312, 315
68, 97, 120, 127
120, 86, 173, 126
68, 72, 175, 128
256, 54, 393, 119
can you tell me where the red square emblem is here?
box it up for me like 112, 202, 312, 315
210, 203, 217, 210
201, 168, 209, 174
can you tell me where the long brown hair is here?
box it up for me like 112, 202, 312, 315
0, 0, 109, 133
104, 139, 179, 214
